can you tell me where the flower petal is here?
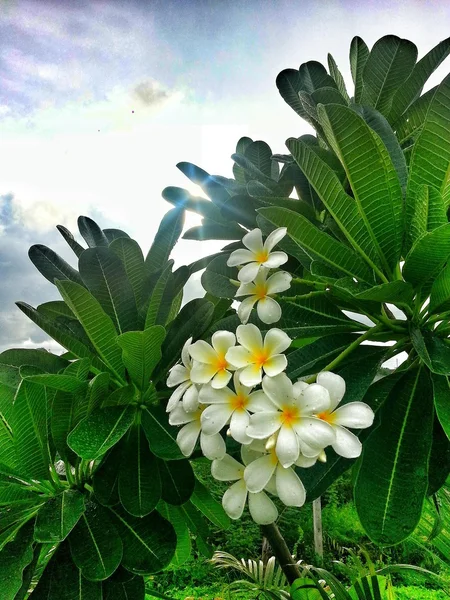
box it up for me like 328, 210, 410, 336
223, 479, 248, 520
230, 410, 251, 444
247, 411, 281, 439
265, 475, 278, 497
211, 454, 244, 481
236, 323, 263, 353
263, 328, 291, 355
299, 384, 331, 414
199, 384, 232, 405
293, 381, 309, 398
257, 297, 282, 324
317, 371, 346, 411
266, 271, 292, 294
332, 402, 374, 429
201, 404, 233, 435
200, 432, 226, 460
236, 281, 257, 297
169, 403, 195, 426
262, 251, 288, 269
264, 227, 287, 252
167, 364, 189, 387
189, 340, 217, 364
166, 381, 191, 412
295, 454, 318, 468
243, 228, 264, 253
241, 443, 264, 466
263, 353, 288, 377
244, 455, 277, 493
238, 262, 261, 283
293, 417, 335, 449
190, 363, 218, 384
276, 425, 300, 468
248, 491, 278, 524
239, 364, 263, 387
181, 338, 193, 368
212, 330, 236, 355
238, 296, 258, 324
275, 465, 306, 507
262, 372, 294, 409
182, 384, 199, 413
211, 369, 233, 389
176, 421, 201, 456
299, 440, 323, 458
227, 248, 254, 267
332, 425, 363, 458
246, 390, 274, 412
226, 346, 254, 368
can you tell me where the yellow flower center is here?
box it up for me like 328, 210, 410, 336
269, 446, 279, 466
215, 353, 229, 371
317, 411, 336, 424
254, 250, 269, 264
231, 393, 248, 411
253, 350, 269, 367
254, 282, 269, 300
280, 404, 300, 427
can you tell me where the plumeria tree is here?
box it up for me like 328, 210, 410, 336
1, 33, 450, 599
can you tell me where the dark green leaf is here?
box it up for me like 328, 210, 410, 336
117, 327, 165, 391
432, 372, 450, 441
34, 490, 85, 543
28, 244, 84, 286
92, 441, 123, 507
119, 425, 161, 517
355, 367, 434, 544
79, 247, 139, 333
176, 162, 230, 208
191, 479, 230, 529
57, 224, 85, 258
25, 374, 87, 394
78, 216, 108, 247
69, 500, 122, 581
201, 254, 238, 299
403, 224, 450, 288
159, 458, 195, 505
83, 372, 111, 418
350, 36, 370, 104
103, 568, 145, 600
109, 505, 176, 574
141, 404, 183, 460
144, 207, 184, 277
430, 260, 450, 314
183, 222, 245, 241
0, 348, 68, 373
412, 328, 450, 375
0, 520, 34, 600
157, 502, 191, 567
109, 237, 145, 315
328, 53, 350, 103
427, 415, 450, 496
103, 228, 130, 242
68, 405, 135, 460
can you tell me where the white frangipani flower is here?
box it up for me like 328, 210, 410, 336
227, 228, 288, 283
241, 441, 307, 508
189, 331, 236, 389
166, 337, 199, 413
168, 402, 225, 460
246, 373, 336, 468
199, 371, 273, 444
225, 324, 291, 387
211, 453, 278, 524
314, 371, 375, 459
236, 268, 292, 325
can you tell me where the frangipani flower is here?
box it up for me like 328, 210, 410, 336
166, 337, 199, 413
315, 371, 375, 459
236, 268, 292, 325
189, 331, 236, 389
211, 453, 278, 524
225, 324, 291, 387
168, 401, 226, 460
227, 228, 288, 283
241, 441, 307, 508
199, 371, 273, 444
246, 373, 336, 468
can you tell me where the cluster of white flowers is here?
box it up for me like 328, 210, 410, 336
166, 228, 375, 525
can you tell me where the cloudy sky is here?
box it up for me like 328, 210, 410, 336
1, 0, 450, 352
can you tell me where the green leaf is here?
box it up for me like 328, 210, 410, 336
103, 568, 145, 600
276, 69, 309, 120
0, 520, 34, 600
24, 374, 87, 394
408, 73, 450, 207
31, 542, 102, 599
57, 224, 85, 258
432, 372, 450, 441
176, 162, 230, 208
101, 384, 135, 408
69, 500, 122, 582
78, 216, 108, 247
427, 415, 450, 496
327, 53, 350, 103
403, 224, 450, 288
159, 459, 195, 505
37, 300, 76, 321
430, 261, 450, 314
157, 502, 191, 567
51, 390, 81, 464
13, 380, 51, 480
190, 480, 230, 529
145, 263, 188, 327
354, 367, 434, 544
103, 228, 130, 242
144, 207, 185, 277
183, 221, 245, 241
350, 36, 369, 103
92, 441, 123, 507
412, 328, 450, 375
141, 404, 183, 460
0, 349, 68, 373
352, 280, 414, 305
201, 254, 238, 299
109, 237, 145, 314
118, 425, 161, 517
408, 185, 447, 253
56, 280, 126, 383
258, 207, 374, 283
28, 244, 84, 287
389, 36, 450, 124
318, 103, 403, 274
79, 247, 139, 333
360, 35, 417, 116
109, 505, 176, 574
395, 86, 436, 145
117, 327, 165, 391
178, 502, 213, 557
34, 490, 85, 543
68, 405, 135, 460
83, 372, 111, 418
162, 186, 227, 223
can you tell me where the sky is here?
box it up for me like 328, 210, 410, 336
1, 0, 450, 353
